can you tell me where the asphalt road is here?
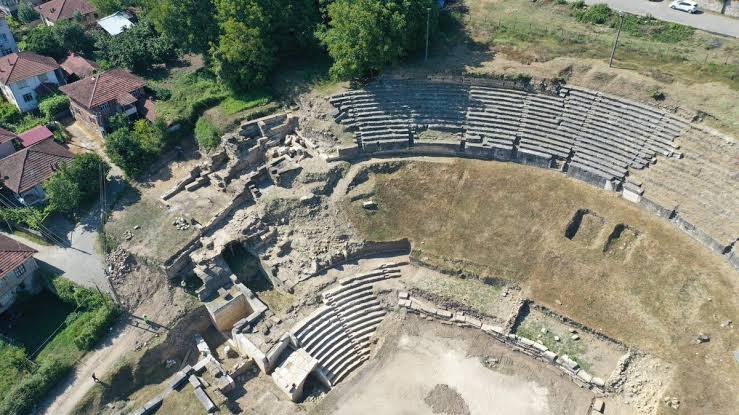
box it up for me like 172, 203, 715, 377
3, 174, 127, 294
584, 0, 739, 38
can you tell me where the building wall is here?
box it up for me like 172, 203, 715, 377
68, 87, 145, 133
1, 69, 62, 112
0, 17, 17, 56
0, 257, 40, 313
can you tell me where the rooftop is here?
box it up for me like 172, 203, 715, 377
18, 125, 54, 148
0, 138, 73, 194
59, 68, 145, 110
97, 11, 134, 36
0, 127, 18, 145
36, 0, 97, 24
0, 52, 59, 86
60, 53, 99, 79
0, 233, 36, 280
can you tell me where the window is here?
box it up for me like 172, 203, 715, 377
23, 93, 33, 103
38, 73, 48, 82
17, 79, 28, 89
13, 264, 26, 277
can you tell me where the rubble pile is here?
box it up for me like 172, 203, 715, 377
107, 247, 134, 280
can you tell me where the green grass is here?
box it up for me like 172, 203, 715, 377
219, 90, 272, 115
516, 321, 589, 370
0, 341, 33, 396
0, 277, 119, 409
12, 229, 51, 246
0, 290, 75, 354
151, 69, 230, 125
467, 0, 738, 90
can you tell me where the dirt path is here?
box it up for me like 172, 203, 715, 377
37, 320, 152, 415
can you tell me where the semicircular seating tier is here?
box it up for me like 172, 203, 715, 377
329, 79, 739, 268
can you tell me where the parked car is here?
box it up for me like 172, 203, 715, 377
670, 0, 699, 13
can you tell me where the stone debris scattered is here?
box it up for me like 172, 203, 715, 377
696, 333, 710, 343
173, 216, 191, 231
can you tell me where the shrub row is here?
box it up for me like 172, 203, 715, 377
0, 358, 73, 415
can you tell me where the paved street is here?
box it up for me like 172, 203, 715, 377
3, 174, 127, 294
584, 0, 739, 38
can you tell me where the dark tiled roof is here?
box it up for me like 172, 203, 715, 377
0, 233, 36, 280
18, 126, 54, 148
0, 138, 73, 194
0, 52, 60, 86
0, 127, 18, 145
59, 68, 145, 110
60, 53, 99, 79
36, 0, 97, 24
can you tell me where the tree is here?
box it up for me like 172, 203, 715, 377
44, 167, 82, 213
105, 120, 164, 178
53, 21, 95, 57
23, 26, 64, 60
147, 0, 218, 54
318, 0, 439, 79
23, 21, 94, 60
211, 0, 276, 91
43, 153, 110, 213
17, 1, 40, 23
94, 20, 177, 74
89, 0, 126, 15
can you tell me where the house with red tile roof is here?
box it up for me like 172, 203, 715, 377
36, 0, 98, 26
0, 137, 73, 206
60, 68, 149, 133
60, 53, 99, 81
0, 52, 65, 112
0, 127, 17, 158
0, 233, 39, 313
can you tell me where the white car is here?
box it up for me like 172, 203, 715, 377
670, 0, 699, 13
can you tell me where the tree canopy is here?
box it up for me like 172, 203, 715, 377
105, 120, 165, 179
147, 0, 218, 54
318, 0, 438, 79
94, 20, 176, 74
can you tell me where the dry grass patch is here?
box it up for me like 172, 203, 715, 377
343, 159, 738, 414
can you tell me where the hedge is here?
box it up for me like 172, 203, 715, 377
194, 117, 221, 151
0, 358, 73, 415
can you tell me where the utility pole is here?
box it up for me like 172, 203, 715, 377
425, 7, 431, 62
609, 11, 625, 68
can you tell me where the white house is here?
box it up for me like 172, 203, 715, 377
0, 234, 39, 314
0, 0, 43, 15
0, 11, 18, 57
0, 52, 64, 112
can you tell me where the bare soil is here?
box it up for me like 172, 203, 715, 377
342, 158, 739, 414
311, 315, 596, 415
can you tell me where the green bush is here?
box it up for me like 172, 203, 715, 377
194, 117, 221, 151
0, 358, 73, 415
72, 306, 120, 351
106, 120, 165, 179
575, 3, 612, 24
38, 95, 70, 120
44, 152, 110, 213
0, 101, 21, 126
0, 207, 50, 230
571, 0, 586, 9
17, 2, 40, 23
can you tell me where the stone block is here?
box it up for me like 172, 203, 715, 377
543, 351, 557, 362
143, 395, 163, 413
576, 369, 593, 383
592, 398, 605, 413
169, 370, 190, 390
591, 377, 605, 387
193, 386, 217, 413
189, 375, 202, 388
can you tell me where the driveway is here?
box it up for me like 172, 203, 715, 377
584, 0, 739, 38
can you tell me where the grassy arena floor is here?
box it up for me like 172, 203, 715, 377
344, 159, 738, 414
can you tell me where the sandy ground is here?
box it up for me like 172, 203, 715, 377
313, 317, 595, 415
